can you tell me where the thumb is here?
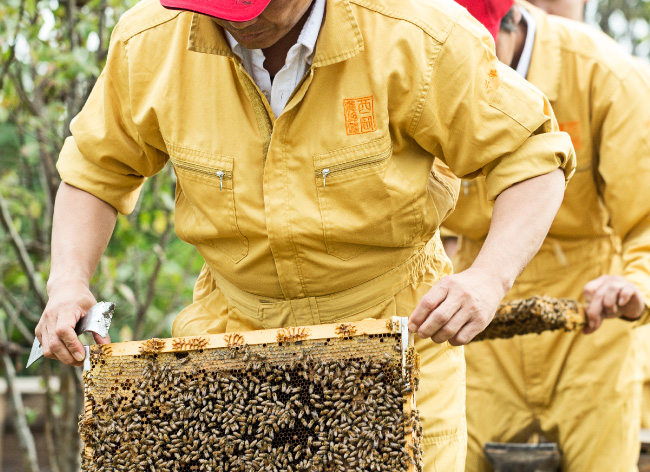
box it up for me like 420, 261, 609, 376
583, 276, 605, 301
92, 332, 111, 345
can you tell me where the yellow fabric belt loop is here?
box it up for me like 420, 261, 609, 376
308, 297, 321, 326
208, 237, 443, 328
290, 298, 315, 327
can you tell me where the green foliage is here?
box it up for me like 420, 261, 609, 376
0, 0, 646, 470
596, 0, 650, 59
0, 7, 204, 466
0, 0, 203, 365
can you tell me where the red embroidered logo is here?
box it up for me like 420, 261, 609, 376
485, 68, 498, 90
559, 121, 582, 151
343, 96, 377, 135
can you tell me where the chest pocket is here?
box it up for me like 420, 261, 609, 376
314, 134, 422, 260
168, 142, 248, 263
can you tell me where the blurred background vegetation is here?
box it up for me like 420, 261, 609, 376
0, 0, 648, 470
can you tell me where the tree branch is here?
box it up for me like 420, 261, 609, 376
133, 219, 174, 339
0, 191, 47, 309
0, 294, 34, 343
0, 322, 39, 472
42, 361, 63, 472
96, 0, 108, 62
8, 70, 41, 117
59, 366, 82, 472
0, 0, 26, 90
0, 284, 41, 324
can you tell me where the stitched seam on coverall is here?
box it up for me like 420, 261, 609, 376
407, 39, 444, 137
351, 0, 454, 43
421, 426, 465, 445
236, 63, 274, 157
311, 0, 363, 67
122, 41, 151, 161
280, 106, 310, 295
207, 238, 440, 320
120, 10, 183, 43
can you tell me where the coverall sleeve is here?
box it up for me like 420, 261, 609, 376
56, 22, 168, 215
595, 64, 650, 324
411, 11, 575, 201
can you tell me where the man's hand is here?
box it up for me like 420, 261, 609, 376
36, 281, 110, 366
408, 267, 506, 345
583, 275, 645, 334
408, 169, 567, 345
39, 182, 117, 365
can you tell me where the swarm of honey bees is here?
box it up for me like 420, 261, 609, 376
474, 296, 586, 342
80, 323, 422, 472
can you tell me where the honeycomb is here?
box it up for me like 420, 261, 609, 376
474, 296, 586, 342
80, 318, 422, 471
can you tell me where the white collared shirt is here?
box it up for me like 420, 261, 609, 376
225, 0, 325, 118
515, 7, 537, 79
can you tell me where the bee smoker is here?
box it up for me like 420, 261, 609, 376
484, 442, 562, 472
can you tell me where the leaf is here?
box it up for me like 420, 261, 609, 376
116, 214, 131, 231
24, 407, 38, 425
152, 210, 168, 235
28, 200, 42, 218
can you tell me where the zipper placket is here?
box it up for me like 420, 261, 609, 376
316, 149, 391, 188
171, 159, 232, 191
233, 62, 274, 162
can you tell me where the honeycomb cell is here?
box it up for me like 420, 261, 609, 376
80, 322, 422, 472
474, 296, 586, 342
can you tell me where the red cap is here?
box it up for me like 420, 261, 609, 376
160, 0, 272, 22
455, 0, 514, 41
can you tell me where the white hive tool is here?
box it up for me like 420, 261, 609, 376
26, 301, 115, 368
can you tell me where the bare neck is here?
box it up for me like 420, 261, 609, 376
510, 16, 528, 70
262, 6, 313, 78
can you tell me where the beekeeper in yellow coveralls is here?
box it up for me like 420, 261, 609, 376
33, 0, 575, 467
446, 0, 650, 470
627, 55, 650, 438
527, 0, 650, 439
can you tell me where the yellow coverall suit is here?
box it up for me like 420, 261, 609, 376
56, 0, 575, 468
640, 325, 650, 430
633, 60, 650, 432
444, 3, 650, 471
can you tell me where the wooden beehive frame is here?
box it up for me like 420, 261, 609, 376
87, 317, 412, 359
474, 296, 586, 342
82, 317, 421, 472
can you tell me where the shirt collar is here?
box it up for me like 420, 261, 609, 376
299, 0, 326, 58
224, 0, 325, 64
187, 0, 364, 68
515, 6, 536, 78
517, 0, 562, 102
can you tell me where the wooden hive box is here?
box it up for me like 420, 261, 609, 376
80, 317, 423, 472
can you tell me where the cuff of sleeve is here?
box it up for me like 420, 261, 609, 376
628, 303, 650, 327
57, 137, 146, 215
620, 275, 650, 326
631, 295, 650, 327
483, 132, 575, 201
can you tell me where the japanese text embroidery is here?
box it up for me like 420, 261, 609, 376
343, 95, 377, 135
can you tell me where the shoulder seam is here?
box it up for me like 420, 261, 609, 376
350, 0, 460, 44
407, 29, 448, 135
547, 17, 635, 82
118, 9, 184, 43
558, 43, 636, 82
